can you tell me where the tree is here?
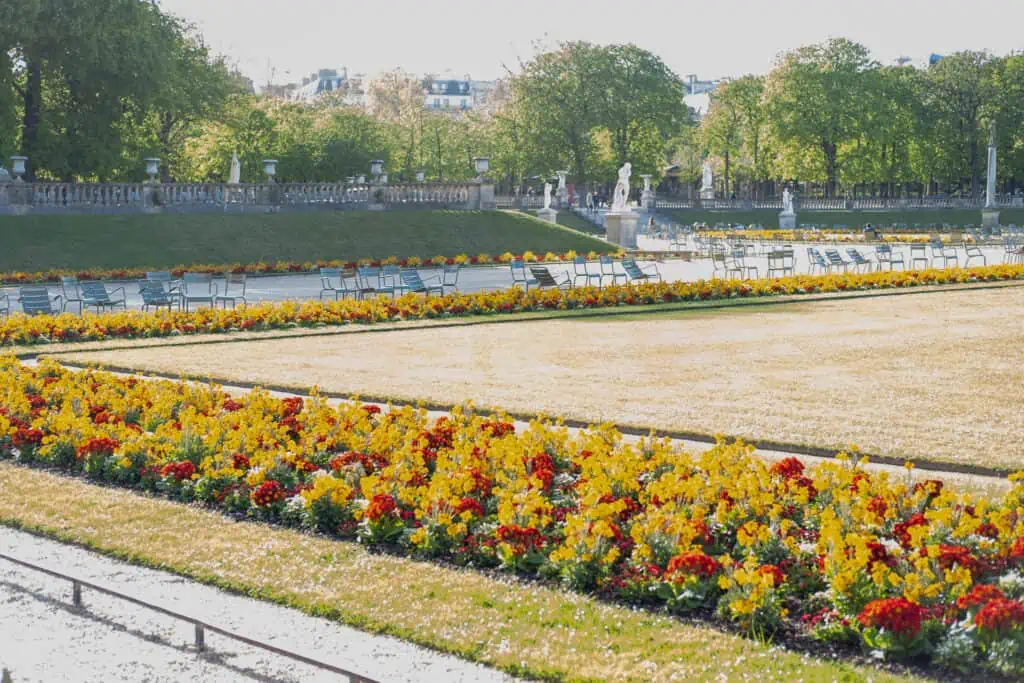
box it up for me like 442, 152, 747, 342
921, 51, 994, 196
702, 83, 744, 198
4, 0, 181, 180
599, 44, 686, 171
513, 42, 607, 184
766, 38, 877, 197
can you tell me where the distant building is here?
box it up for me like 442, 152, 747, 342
286, 68, 367, 107
423, 78, 474, 111
684, 73, 725, 96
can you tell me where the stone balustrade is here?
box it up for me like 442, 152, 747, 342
0, 181, 490, 214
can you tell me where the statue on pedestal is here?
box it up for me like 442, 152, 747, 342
543, 182, 552, 210
611, 162, 632, 212
700, 161, 714, 199
782, 187, 794, 215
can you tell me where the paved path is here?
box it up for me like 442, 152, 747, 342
0, 527, 517, 683
2, 242, 1009, 312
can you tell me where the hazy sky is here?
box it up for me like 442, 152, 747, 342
159, 0, 1023, 87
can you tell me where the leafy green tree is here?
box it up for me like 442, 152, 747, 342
5, 0, 181, 180
703, 84, 744, 197
921, 51, 994, 196
766, 38, 877, 196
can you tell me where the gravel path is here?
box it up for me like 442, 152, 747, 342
0, 527, 518, 683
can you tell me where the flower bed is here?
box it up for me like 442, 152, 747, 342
2, 358, 1024, 675
0, 250, 622, 287
700, 229, 966, 244
2, 264, 1023, 347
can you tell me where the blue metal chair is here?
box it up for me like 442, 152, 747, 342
599, 255, 626, 287
139, 280, 176, 312
528, 265, 572, 290
80, 281, 127, 313
356, 266, 395, 298
571, 256, 601, 288
180, 273, 217, 311
510, 260, 537, 291
319, 268, 356, 301
215, 273, 248, 309
621, 259, 661, 282
399, 269, 444, 296
19, 286, 62, 316
60, 276, 84, 313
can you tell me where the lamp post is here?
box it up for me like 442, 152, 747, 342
415, 170, 425, 183
473, 156, 490, 178
10, 156, 27, 183
144, 158, 160, 183
262, 159, 278, 183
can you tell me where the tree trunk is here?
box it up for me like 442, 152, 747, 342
822, 139, 838, 198
969, 128, 979, 199
724, 149, 730, 198
21, 61, 43, 181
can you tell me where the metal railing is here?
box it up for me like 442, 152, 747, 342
0, 552, 378, 683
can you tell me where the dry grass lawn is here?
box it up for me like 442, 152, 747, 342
55, 287, 1024, 470
0, 463, 918, 682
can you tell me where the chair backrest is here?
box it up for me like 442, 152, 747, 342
81, 281, 111, 303
182, 272, 213, 296
60, 276, 80, 298
573, 256, 589, 273
846, 249, 866, 263
509, 260, 527, 282
320, 267, 341, 279
184, 272, 212, 283
825, 250, 844, 264
399, 270, 426, 291
528, 266, 558, 287
223, 272, 246, 294
599, 255, 615, 273
139, 280, 171, 305
146, 271, 173, 282
20, 286, 55, 315
621, 260, 644, 279
442, 264, 460, 286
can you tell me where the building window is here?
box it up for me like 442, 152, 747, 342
461, 98, 468, 109
433, 98, 440, 109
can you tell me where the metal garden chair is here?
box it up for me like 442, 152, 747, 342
19, 286, 62, 316
398, 269, 444, 296
621, 259, 661, 282
528, 265, 573, 290
179, 273, 217, 311
215, 273, 248, 308
80, 281, 127, 313
319, 267, 357, 301
845, 248, 874, 273
599, 255, 626, 287
571, 256, 602, 289
510, 260, 538, 291
60, 276, 84, 313
138, 280, 176, 312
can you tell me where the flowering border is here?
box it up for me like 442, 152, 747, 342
3, 359, 1024, 675
1, 265, 1022, 347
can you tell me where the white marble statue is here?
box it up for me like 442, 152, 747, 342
611, 162, 632, 212
782, 187, 794, 214
543, 182, 553, 210
986, 121, 998, 209
229, 152, 241, 185
701, 161, 713, 192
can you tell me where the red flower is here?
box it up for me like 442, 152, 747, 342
974, 597, 1024, 633
665, 551, 720, 580
769, 457, 805, 480
893, 513, 928, 548
12, 427, 44, 448
75, 436, 120, 459
453, 497, 485, 518
857, 597, 925, 636
936, 545, 980, 575
280, 397, 304, 418
252, 480, 286, 507
757, 564, 786, 587
230, 453, 250, 470
528, 453, 555, 489
866, 497, 888, 517
361, 404, 381, 415
1009, 536, 1024, 562
366, 493, 398, 522
222, 399, 244, 412
957, 583, 1005, 611
160, 460, 196, 482
496, 524, 544, 555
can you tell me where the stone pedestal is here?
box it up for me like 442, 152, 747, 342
700, 188, 715, 200
982, 209, 1001, 230
641, 191, 656, 211
479, 182, 496, 210
778, 211, 796, 230
605, 211, 638, 249
536, 208, 558, 224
